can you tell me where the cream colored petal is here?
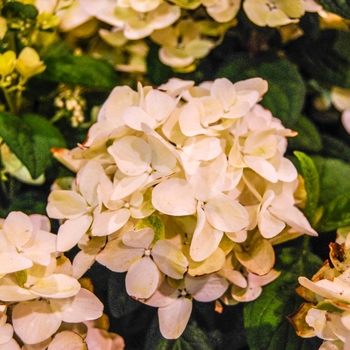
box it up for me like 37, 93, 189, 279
152, 240, 188, 279
152, 178, 197, 216
158, 297, 192, 339
144, 278, 178, 307
0, 338, 21, 349
3, 211, 32, 247
12, 299, 61, 344
305, 308, 338, 341
244, 155, 278, 183
126, 256, 162, 299
0, 252, 33, 274
92, 209, 130, 237
111, 172, 149, 200
210, 78, 237, 111
56, 215, 92, 252
204, 193, 249, 232
182, 136, 222, 161
188, 247, 225, 276
30, 274, 80, 299
122, 227, 154, 248
48, 330, 86, 350
0, 321, 13, 345
179, 100, 208, 136
47, 191, 88, 219
0, 276, 34, 301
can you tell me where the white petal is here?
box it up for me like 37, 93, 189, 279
57, 215, 92, 252
182, 136, 222, 161
30, 274, 80, 299
122, 227, 154, 248
111, 173, 148, 200
0, 252, 33, 274
211, 78, 237, 111
3, 211, 32, 247
47, 330, 85, 350
158, 297, 192, 339
204, 194, 248, 232
152, 240, 188, 279
12, 299, 61, 344
179, 100, 208, 136
92, 209, 130, 237
152, 178, 197, 216
144, 279, 178, 308
244, 156, 278, 183
125, 256, 161, 299
0, 276, 34, 301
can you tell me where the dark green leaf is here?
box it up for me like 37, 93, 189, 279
2, 1, 38, 19
108, 272, 140, 319
321, 134, 350, 163
294, 151, 320, 225
40, 54, 120, 90
287, 30, 350, 88
316, 191, 350, 231
0, 112, 66, 179
217, 53, 305, 127
316, 0, 350, 19
288, 116, 322, 152
244, 246, 323, 350
312, 156, 350, 206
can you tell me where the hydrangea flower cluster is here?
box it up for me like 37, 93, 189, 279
48, 77, 317, 338
290, 227, 350, 350
0, 211, 107, 348
31, 0, 324, 71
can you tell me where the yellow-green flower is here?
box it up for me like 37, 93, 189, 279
0, 51, 16, 78
15, 47, 46, 81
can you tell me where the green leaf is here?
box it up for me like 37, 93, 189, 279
244, 246, 323, 350
321, 134, 350, 163
294, 151, 320, 225
2, 1, 38, 19
288, 116, 322, 152
316, 191, 350, 231
216, 53, 306, 127
311, 156, 350, 206
108, 272, 141, 319
287, 30, 350, 88
40, 54, 120, 90
316, 0, 350, 19
0, 112, 66, 179
135, 215, 165, 243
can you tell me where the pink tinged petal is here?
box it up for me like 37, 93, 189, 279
0, 252, 33, 274
190, 205, 223, 262
179, 100, 208, 136
270, 206, 318, 236
158, 297, 192, 339
188, 248, 225, 276
342, 110, 350, 134
122, 227, 154, 248
111, 173, 148, 200
125, 256, 162, 299
53, 289, 103, 323
29, 214, 51, 231
231, 283, 262, 302
72, 250, 96, 279
152, 240, 188, 279
56, 215, 92, 252
0, 338, 21, 349
12, 299, 61, 344
244, 155, 278, 183
47, 191, 88, 219
47, 330, 85, 350
186, 273, 228, 301
152, 178, 197, 216
190, 153, 227, 202
0, 321, 13, 344
92, 209, 130, 237
0, 277, 34, 301
25, 230, 57, 254
108, 136, 151, 176
223, 270, 247, 288
182, 136, 222, 161
204, 193, 249, 232
258, 208, 285, 239
3, 211, 32, 247
144, 279, 179, 308
30, 274, 80, 299
96, 238, 143, 272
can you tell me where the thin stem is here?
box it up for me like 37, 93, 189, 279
1, 87, 17, 115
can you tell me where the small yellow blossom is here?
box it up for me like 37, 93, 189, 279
0, 51, 16, 78
15, 47, 46, 81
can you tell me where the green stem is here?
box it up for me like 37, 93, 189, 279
302, 235, 310, 255
1, 87, 17, 115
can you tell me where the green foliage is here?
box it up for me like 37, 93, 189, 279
40, 53, 120, 90
244, 246, 323, 350
0, 112, 66, 179
135, 215, 165, 242
287, 30, 350, 89
217, 53, 306, 127
294, 151, 320, 226
316, 0, 350, 19
2, 1, 38, 19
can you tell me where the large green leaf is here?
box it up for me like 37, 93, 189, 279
0, 112, 66, 179
316, 191, 350, 232
40, 54, 120, 90
287, 30, 350, 88
321, 134, 350, 163
244, 246, 323, 350
216, 53, 305, 127
294, 152, 320, 226
316, 0, 350, 19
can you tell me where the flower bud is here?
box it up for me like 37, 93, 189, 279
0, 51, 16, 77
15, 47, 46, 80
